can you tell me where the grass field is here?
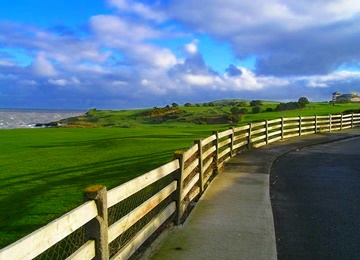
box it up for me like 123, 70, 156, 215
1, 101, 359, 248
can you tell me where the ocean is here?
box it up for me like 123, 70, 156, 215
0, 108, 86, 129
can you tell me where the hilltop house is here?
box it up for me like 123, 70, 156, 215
332, 92, 360, 102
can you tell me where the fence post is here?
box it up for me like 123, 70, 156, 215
281, 117, 284, 140
299, 116, 302, 136
315, 115, 318, 133
173, 151, 184, 226
265, 120, 269, 144
194, 139, 204, 193
351, 113, 354, 128
247, 123, 252, 149
229, 127, 235, 156
340, 114, 343, 130
213, 131, 219, 173
329, 114, 332, 132
83, 185, 109, 260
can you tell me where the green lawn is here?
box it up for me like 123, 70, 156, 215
1, 102, 359, 248
0, 125, 220, 248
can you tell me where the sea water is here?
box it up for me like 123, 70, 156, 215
0, 108, 86, 129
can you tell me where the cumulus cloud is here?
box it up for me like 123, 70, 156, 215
167, 0, 360, 76
185, 40, 199, 54
108, 0, 166, 22
30, 55, 57, 77
1, 1, 360, 109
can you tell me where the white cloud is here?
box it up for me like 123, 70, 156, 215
0, 60, 15, 66
185, 40, 198, 54
48, 77, 81, 87
108, 0, 166, 22
30, 55, 57, 77
182, 74, 214, 86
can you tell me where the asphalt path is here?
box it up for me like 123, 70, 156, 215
270, 136, 360, 259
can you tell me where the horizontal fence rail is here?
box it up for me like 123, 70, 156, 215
1, 113, 359, 259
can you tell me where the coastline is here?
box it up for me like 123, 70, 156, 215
0, 108, 86, 129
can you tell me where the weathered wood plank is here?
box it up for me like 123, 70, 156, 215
188, 187, 200, 203
202, 145, 216, 159
268, 130, 282, 137
202, 134, 216, 146
233, 140, 248, 150
252, 121, 266, 128
111, 202, 176, 260
233, 125, 250, 132
218, 138, 231, 149
283, 128, 299, 133
317, 115, 330, 119
183, 159, 199, 180
268, 136, 282, 144
301, 116, 315, 120
331, 115, 341, 118
301, 126, 315, 130
284, 133, 299, 139
219, 147, 231, 160
253, 141, 266, 148
182, 173, 200, 201
203, 157, 213, 173
301, 131, 315, 136
251, 134, 266, 142
283, 122, 299, 127
183, 144, 198, 162
283, 117, 299, 121
218, 129, 233, 139
107, 160, 179, 207
108, 181, 177, 243
267, 125, 281, 131
268, 118, 282, 124
251, 128, 266, 135
233, 132, 249, 141
0, 201, 98, 260
66, 240, 96, 260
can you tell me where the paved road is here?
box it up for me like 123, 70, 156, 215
270, 136, 360, 259
149, 128, 359, 260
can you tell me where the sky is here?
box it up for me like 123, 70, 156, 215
1, 0, 360, 109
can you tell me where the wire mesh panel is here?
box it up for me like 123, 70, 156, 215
300, 116, 316, 135
108, 160, 178, 257
233, 125, 250, 152
35, 226, 87, 260
267, 119, 282, 144
201, 136, 216, 187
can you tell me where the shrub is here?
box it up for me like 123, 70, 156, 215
298, 97, 309, 107
252, 106, 261, 113
250, 100, 263, 106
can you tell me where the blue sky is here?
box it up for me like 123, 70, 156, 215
1, 0, 360, 109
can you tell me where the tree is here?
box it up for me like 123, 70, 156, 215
239, 108, 248, 114
184, 102, 192, 107
250, 100, 263, 106
172, 102, 179, 107
298, 97, 309, 108
252, 106, 261, 113
238, 101, 248, 107
230, 106, 241, 115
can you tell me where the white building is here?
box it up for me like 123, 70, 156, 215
332, 92, 360, 102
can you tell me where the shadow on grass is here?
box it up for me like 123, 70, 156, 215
0, 149, 175, 248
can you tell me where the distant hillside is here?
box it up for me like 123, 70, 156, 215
54, 100, 360, 128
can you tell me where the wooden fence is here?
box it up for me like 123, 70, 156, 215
1, 113, 359, 260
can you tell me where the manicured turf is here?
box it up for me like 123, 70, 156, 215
1, 102, 359, 248
0, 125, 219, 248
